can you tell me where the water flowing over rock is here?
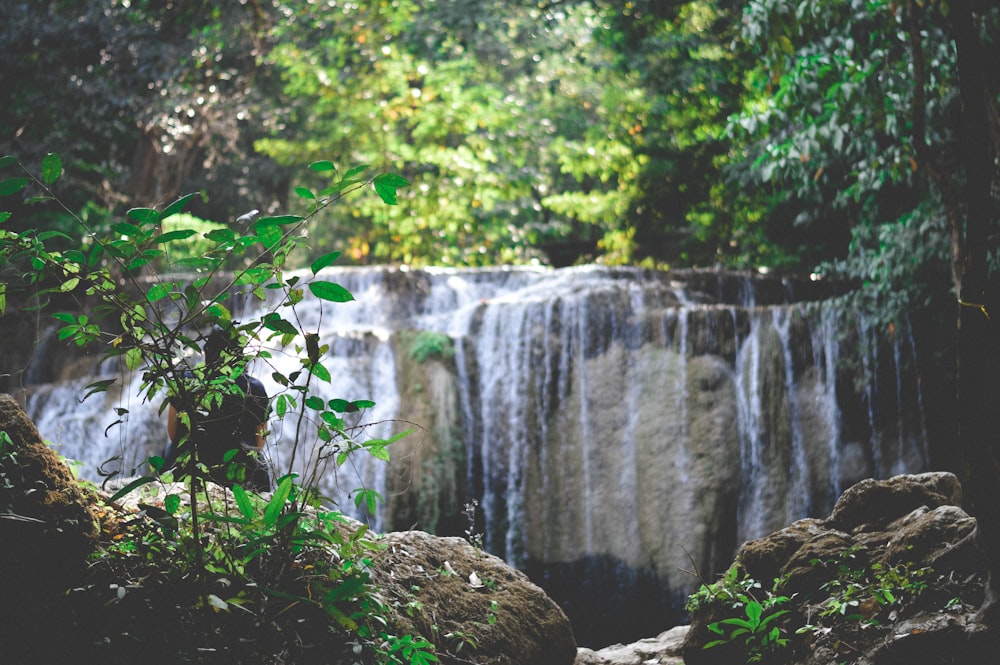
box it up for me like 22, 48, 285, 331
13, 265, 931, 647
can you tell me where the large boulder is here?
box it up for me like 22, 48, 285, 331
371, 529, 577, 665
682, 472, 1000, 665
0, 393, 101, 661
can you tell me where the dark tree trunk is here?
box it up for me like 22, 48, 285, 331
953, 0, 1000, 623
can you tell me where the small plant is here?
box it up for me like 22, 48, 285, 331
809, 548, 931, 624
409, 331, 455, 363
688, 565, 792, 662
704, 597, 790, 662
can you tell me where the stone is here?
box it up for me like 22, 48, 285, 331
574, 625, 688, 665
681, 472, 999, 665
370, 528, 578, 665
0, 394, 101, 662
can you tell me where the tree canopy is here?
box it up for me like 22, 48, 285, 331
3, 0, 996, 279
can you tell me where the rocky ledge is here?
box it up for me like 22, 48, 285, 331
681, 471, 999, 665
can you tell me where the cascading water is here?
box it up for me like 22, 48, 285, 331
18, 265, 929, 648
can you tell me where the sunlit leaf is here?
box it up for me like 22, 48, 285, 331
125, 347, 143, 371
41, 152, 62, 186
294, 186, 316, 200
309, 160, 336, 172
233, 484, 255, 519
310, 362, 331, 383
310, 251, 342, 275
309, 281, 354, 302
164, 493, 181, 515
59, 277, 80, 292
372, 172, 410, 205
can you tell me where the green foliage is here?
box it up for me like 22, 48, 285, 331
704, 599, 790, 662
0, 152, 442, 661
799, 547, 931, 630
409, 331, 456, 364
689, 565, 791, 662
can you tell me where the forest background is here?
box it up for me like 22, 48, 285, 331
2, 0, 1000, 585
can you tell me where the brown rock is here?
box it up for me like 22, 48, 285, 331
0, 393, 101, 661
371, 529, 578, 665
682, 472, 998, 665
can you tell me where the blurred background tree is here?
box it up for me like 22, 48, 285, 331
2, 0, 996, 279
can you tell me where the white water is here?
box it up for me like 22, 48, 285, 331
24, 266, 928, 565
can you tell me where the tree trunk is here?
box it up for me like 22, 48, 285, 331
953, 0, 1000, 623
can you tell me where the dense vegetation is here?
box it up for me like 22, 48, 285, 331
3, 1, 994, 277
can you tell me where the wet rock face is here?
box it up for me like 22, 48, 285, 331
682, 472, 999, 665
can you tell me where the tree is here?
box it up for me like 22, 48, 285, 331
736, 0, 1000, 617
950, 0, 1000, 619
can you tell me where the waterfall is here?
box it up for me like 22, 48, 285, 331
19, 265, 930, 646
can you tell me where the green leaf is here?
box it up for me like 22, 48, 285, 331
125, 347, 143, 371
310, 251, 342, 275
275, 394, 288, 418
0, 211, 11, 225
309, 160, 336, 172
262, 312, 298, 335
294, 186, 316, 200
111, 221, 141, 237
372, 172, 410, 205
59, 277, 80, 292
206, 302, 232, 321
354, 399, 376, 409
309, 281, 354, 302
127, 207, 161, 225
106, 475, 158, 503
310, 362, 331, 383
41, 152, 63, 186
82, 378, 117, 400
164, 493, 182, 515
36, 230, 72, 243
328, 398, 353, 413
205, 228, 236, 242
323, 575, 367, 603
264, 475, 294, 529
161, 192, 197, 220
233, 484, 255, 519
152, 229, 198, 244
343, 164, 370, 180
255, 223, 282, 248
368, 443, 390, 462
147, 282, 172, 302
0, 155, 16, 169
305, 396, 324, 410
256, 215, 304, 226
0, 177, 29, 196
